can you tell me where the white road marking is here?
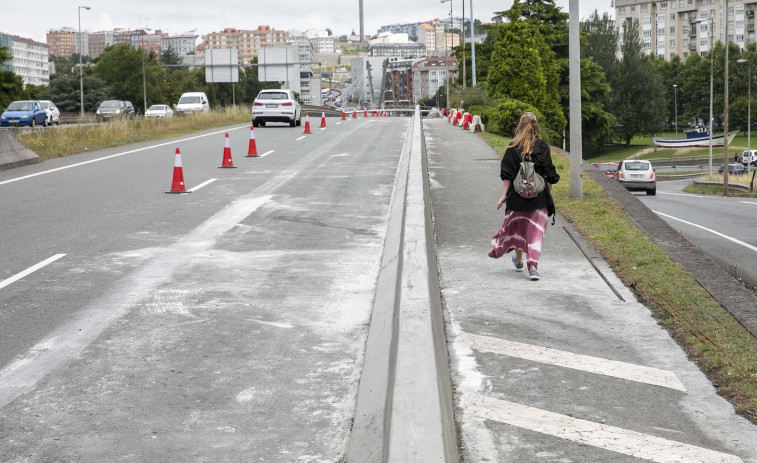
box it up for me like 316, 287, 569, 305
258, 150, 275, 158
0, 254, 67, 290
467, 396, 743, 463
187, 178, 217, 193
658, 191, 708, 198
295, 136, 306, 141
738, 201, 757, 205
654, 210, 757, 254
0, 125, 250, 187
319, 127, 327, 131
464, 333, 686, 391
336, 122, 342, 125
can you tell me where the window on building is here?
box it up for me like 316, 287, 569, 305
683, 51, 689, 57
644, 16, 652, 24
670, 39, 677, 46
737, 6, 744, 14
619, 6, 626, 13
737, 20, 745, 28
700, 50, 707, 56
631, 5, 636, 12
737, 33, 745, 41
730, 20, 735, 29
671, 13, 676, 20
701, 24, 708, 31
729, 7, 734, 15
683, 38, 689, 46
641, 4, 648, 11
671, 26, 677, 33
662, 2, 668, 8
701, 38, 709, 45
683, 26, 689, 33
700, 10, 708, 18
688, 0, 693, 5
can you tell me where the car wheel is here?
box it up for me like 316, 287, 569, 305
30, 118, 36, 128
296, 117, 302, 127
252, 119, 258, 128
290, 118, 296, 127
646, 189, 656, 196
260, 121, 266, 127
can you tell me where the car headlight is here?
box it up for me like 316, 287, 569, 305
0, 115, 6, 120
115, 109, 121, 114
96, 109, 101, 114
21, 115, 30, 119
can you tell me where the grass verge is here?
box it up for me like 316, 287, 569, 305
481, 132, 757, 423
17, 106, 251, 161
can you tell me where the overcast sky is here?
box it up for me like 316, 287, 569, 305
2, 0, 614, 44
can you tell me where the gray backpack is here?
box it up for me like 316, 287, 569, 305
513, 153, 546, 199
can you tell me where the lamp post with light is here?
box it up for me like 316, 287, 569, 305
738, 58, 751, 175
673, 84, 678, 138
78, 5, 91, 116
441, 0, 453, 109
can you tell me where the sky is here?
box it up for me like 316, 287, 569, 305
1, 0, 614, 45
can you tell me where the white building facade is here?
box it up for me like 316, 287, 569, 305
0, 33, 49, 85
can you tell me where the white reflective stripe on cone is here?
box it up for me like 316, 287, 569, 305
174, 153, 182, 167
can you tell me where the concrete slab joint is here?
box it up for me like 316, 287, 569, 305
347, 107, 458, 462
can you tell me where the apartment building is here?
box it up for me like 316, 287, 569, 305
88, 31, 115, 59
417, 23, 437, 55
1, 32, 49, 85
615, 0, 757, 60
378, 17, 464, 39
162, 34, 199, 57
412, 56, 458, 103
369, 42, 427, 59
204, 26, 287, 64
46, 28, 77, 58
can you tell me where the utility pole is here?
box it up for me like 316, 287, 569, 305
359, 0, 365, 45
724, 0, 730, 195
462, 0, 466, 88
569, 0, 583, 197
366, 61, 375, 109
470, 0, 477, 86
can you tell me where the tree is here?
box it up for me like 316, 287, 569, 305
38, 73, 108, 112
581, 11, 619, 81
611, 21, 666, 147
161, 46, 182, 66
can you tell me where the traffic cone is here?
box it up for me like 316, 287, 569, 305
341, 107, 346, 120
246, 125, 258, 157
166, 148, 189, 193
320, 111, 327, 128
364, 108, 368, 117
303, 113, 312, 134
353, 109, 357, 119
218, 133, 236, 168
373, 110, 377, 117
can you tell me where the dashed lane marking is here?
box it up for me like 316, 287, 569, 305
187, 178, 217, 193
258, 150, 275, 158
658, 191, 708, 198
0, 254, 67, 290
654, 210, 757, 254
739, 201, 757, 205
467, 396, 743, 463
0, 125, 249, 187
295, 136, 306, 141
464, 332, 686, 391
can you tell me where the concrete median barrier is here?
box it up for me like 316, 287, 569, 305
0, 129, 39, 170
347, 107, 458, 462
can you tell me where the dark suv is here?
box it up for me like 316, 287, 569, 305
96, 100, 135, 122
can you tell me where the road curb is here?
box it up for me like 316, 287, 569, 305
571, 150, 757, 338
0, 129, 39, 170
347, 108, 457, 462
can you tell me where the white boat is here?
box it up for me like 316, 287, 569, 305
652, 130, 739, 148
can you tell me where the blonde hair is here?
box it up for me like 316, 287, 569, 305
510, 113, 541, 155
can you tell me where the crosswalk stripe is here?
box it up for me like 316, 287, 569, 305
468, 396, 743, 463
464, 332, 686, 391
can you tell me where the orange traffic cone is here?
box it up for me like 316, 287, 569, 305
219, 133, 236, 168
303, 113, 312, 134
364, 108, 368, 117
166, 148, 189, 193
320, 111, 327, 128
246, 125, 258, 157
353, 109, 357, 119
341, 107, 346, 120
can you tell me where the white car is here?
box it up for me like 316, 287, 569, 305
252, 89, 301, 127
616, 160, 656, 196
145, 104, 174, 118
38, 100, 60, 126
175, 92, 210, 116
741, 149, 757, 166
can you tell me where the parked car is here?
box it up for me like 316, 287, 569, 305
38, 100, 61, 125
252, 89, 301, 127
145, 104, 174, 118
175, 92, 209, 116
96, 100, 135, 122
0, 100, 48, 127
718, 163, 748, 175
595, 162, 619, 180
616, 160, 656, 196
741, 149, 757, 166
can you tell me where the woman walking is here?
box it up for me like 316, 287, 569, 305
489, 112, 560, 281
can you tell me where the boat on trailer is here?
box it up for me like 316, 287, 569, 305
652, 129, 739, 148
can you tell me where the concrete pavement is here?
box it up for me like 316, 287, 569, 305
423, 119, 757, 462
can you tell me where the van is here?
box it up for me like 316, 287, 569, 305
741, 149, 757, 166
175, 92, 210, 116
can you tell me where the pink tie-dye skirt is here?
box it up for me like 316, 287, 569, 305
488, 208, 549, 269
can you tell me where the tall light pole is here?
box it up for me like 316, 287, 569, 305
140, 27, 151, 113
461, 0, 466, 88
723, 1, 730, 196
78, 6, 90, 117
469, 0, 477, 86
693, 17, 715, 176
569, 0, 582, 197
441, 0, 452, 108
738, 58, 751, 176
673, 84, 678, 138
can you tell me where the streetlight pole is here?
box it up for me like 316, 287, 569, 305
441, 0, 452, 109
78, 6, 90, 117
738, 58, 751, 176
673, 84, 678, 138
470, 0, 477, 86
569, 0, 583, 197
723, 1, 730, 196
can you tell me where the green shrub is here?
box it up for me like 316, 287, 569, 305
449, 86, 491, 110
467, 105, 498, 128
489, 99, 544, 139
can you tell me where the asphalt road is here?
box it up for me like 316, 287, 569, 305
636, 179, 757, 290
0, 116, 408, 461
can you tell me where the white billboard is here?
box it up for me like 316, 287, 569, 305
205, 47, 239, 83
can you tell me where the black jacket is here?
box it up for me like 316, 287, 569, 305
500, 138, 560, 216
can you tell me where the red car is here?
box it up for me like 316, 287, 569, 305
595, 162, 619, 180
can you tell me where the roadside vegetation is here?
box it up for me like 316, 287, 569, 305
481, 131, 757, 423
17, 106, 251, 161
